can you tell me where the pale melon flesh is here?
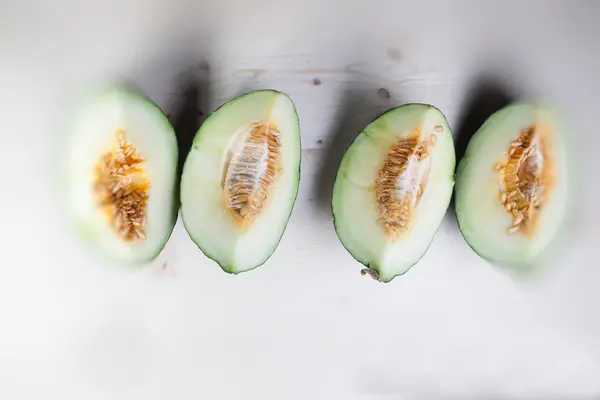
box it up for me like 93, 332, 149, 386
332, 104, 455, 282
180, 90, 301, 274
65, 86, 178, 264
455, 103, 569, 269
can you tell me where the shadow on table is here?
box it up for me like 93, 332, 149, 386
168, 64, 211, 176
449, 76, 518, 218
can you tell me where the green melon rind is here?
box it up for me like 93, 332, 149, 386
332, 103, 455, 283
180, 90, 301, 274
61, 84, 179, 266
454, 102, 574, 272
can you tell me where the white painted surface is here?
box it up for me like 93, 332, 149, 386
1, 0, 600, 398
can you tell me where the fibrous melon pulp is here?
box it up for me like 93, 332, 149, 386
332, 104, 455, 282
180, 90, 301, 274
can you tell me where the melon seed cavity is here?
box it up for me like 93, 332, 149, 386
496, 125, 553, 236
223, 122, 282, 227
375, 129, 434, 238
94, 129, 151, 241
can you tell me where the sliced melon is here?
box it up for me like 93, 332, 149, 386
332, 104, 455, 282
455, 103, 569, 268
180, 90, 300, 274
65, 86, 179, 264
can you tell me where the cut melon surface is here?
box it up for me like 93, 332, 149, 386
180, 90, 301, 274
65, 86, 178, 264
455, 103, 570, 268
332, 104, 455, 282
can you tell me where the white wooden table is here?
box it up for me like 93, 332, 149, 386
2, 0, 600, 398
